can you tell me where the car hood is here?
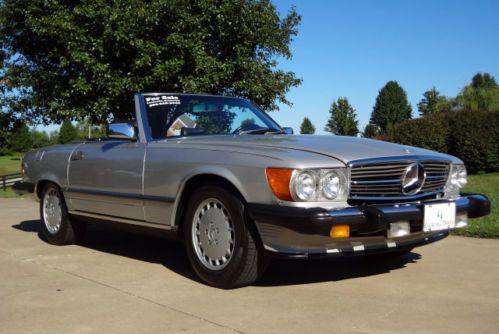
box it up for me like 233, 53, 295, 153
175, 135, 460, 164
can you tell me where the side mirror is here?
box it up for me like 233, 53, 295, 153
282, 127, 294, 135
107, 122, 137, 140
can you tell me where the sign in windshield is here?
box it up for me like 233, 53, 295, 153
143, 94, 281, 139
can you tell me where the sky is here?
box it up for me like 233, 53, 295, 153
36, 0, 499, 134
270, 0, 499, 133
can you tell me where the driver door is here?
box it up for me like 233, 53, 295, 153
67, 140, 146, 221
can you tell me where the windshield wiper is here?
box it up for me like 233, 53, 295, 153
238, 127, 285, 135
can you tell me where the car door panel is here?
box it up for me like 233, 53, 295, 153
67, 141, 146, 221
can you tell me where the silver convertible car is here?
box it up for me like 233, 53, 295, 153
14, 93, 490, 288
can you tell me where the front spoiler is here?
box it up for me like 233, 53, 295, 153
247, 194, 490, 258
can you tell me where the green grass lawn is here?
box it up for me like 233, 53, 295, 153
451, 172, 499, 238
0, 154, 22, 198
0, 187, 19, 198
0, 154, 22, 175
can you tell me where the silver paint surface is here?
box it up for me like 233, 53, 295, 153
21, 94, 463, 228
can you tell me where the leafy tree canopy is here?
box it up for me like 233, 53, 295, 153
324, 97, 358, 136
370, 80, 412, 133
300, 117, 315, 134
0, 0, 301, 124
417, 87, 452, 116
457, 72, 499, 112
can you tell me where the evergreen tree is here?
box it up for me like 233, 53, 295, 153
370, 81, 412, 133
417, 87, 452, 116
58, 120, 79, 144
362, 123, 380, 138
324, 97, 359, 136
471, 73, 497, 89
300, 117, 315, 134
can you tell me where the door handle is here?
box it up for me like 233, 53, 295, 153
71, 151, 85, 161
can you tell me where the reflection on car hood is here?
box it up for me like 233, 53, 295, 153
175, 135, 460, 164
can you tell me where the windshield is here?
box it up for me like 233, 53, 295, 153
143, 94, 282, 139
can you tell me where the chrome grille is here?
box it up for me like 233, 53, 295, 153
350, 160, 450, 200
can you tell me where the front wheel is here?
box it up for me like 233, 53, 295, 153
184, 185, 268, 289
40, 183, 86, 245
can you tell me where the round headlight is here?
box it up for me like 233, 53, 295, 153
321, 171, 342, 199
293, 171, 317, 201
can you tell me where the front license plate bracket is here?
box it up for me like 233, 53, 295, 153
423, 202, 456, 232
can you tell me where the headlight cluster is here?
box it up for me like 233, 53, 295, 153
445, 164, 467, 198
266, 167, 348, 202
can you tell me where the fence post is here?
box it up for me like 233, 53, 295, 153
2, 176, 5, 191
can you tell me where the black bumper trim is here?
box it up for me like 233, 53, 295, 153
12, 181, 35, 196
247, 194, 490, 257
247, 194, 490, 236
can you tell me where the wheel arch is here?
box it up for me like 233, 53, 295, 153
36, 177, 63, 200
173, 172, 250, 239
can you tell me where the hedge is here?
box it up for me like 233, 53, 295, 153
391, 110, 499, 174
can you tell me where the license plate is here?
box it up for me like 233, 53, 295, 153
423, 202, 456, 232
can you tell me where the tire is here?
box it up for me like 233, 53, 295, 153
184, 184, 269, 289
39, 183, 86, 245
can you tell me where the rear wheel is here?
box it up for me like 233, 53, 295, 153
184, 185, 268, 289
40, 183, 86, 245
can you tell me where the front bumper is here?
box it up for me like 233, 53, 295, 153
247, 194, 490, 258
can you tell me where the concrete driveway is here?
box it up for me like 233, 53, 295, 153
1, 198, 498, 334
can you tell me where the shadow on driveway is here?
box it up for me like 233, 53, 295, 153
12, 220, 421, 287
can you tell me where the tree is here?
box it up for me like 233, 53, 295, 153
456, 73, 499, 112
370, 81, 412, 133
48, 130, 60, 145
471, 72, 497, 89
417, 87, 452, 116
300, 117, 315, 134
0, 111, 15, 155
324, 97, 359, 136
58, 121, 79, 144
31, 130, 51, 149
195, 111, 236, 134
0, 0, 301, 124
362, 123, 380, 138
8, 123, 33, 153
76, 119, 106, 139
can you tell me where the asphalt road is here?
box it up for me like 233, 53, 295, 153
1, 198, 498, 334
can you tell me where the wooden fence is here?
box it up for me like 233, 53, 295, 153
1, 173, 22, 191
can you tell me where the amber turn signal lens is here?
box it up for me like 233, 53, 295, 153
266, 168, 293, 201
330, 225, 350, 238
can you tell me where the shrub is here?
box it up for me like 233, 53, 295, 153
447, 110, 498, 173
392, 113, 450, 153
391, 110, 498, 173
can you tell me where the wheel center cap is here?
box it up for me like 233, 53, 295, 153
207, 222, 218, 244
